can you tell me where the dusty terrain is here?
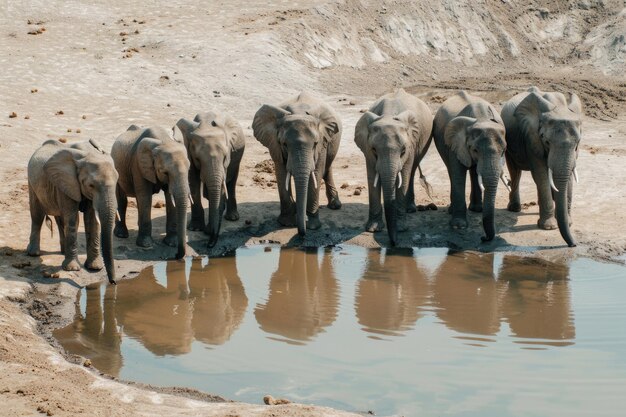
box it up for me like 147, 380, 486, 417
1, 0, 625, 416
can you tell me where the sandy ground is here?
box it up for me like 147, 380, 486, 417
1, 0, 626, 416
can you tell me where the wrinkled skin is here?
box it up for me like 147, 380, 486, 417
433, 91, 507, 242
27, 139, 118, 284
176, 112, 245, 248
355, 89, 433, 246
111, 125, 190, 259
252, 92, 342, 236
501, 87, 582, 247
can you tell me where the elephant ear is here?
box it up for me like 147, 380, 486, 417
567, 93, 583, 116
175, 118, 200, 147
44, 149, 85, 202
394, 110, 421, 143
137, 138, 161, 184
252, 104, 290, 151
444, 116, 476, 168
354, 111, 379, 153
316, 107, 340, 143
224, 116, 244, 153
514, 92, 556, 157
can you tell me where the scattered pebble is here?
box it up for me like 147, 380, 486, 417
24, 115, 30, 119
349, 100, 356, 105
9, 112, 17, 118
76, 128, 81, 133
353, 188, 361, 196
58, 138, 67, 143
83, 359, 92, 367
264, 247, 272, 252
263, 395, 291, 405
128, 200, 137, 208
42, 271, 60, 279
340, 183, 349, 189
153, 200, 165, 208
67, 128, 72, 132
30, 88, 38, 93
82, 115, 87, 119
55, 110, 64, 115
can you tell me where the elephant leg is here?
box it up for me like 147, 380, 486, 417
506, 155, 522, 212
274, 158, 296, 227
365, 158, 383, 232
468, 167, 483, 213
406, 161, 417, 213
26, 189, 45, 256
449, 161, 468, 229
135, 186, 154, 248
530, 164, 557, 230
84, 205, 103, 271
62, 211, 80, 271
163, 190, 177, 247
55, 216, 65, 254
188, 164, 205, 231
324, 166, 342, 210
114, 184, 129, 238
225, 162, 240, 221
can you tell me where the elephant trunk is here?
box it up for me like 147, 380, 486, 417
294, 168, 310, 236
173, 179, 189, 258
204, 171, 224, 248
480, 171, 500, 242
96, 192, 116, 284
380, 164, 400, 246
551, 153, 577, 247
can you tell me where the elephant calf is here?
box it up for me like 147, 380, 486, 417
252, 92, 342, 236
355, 89, 433, 246
27, 139, 118, 284
501, 87, 582, 247
433, 91, 507, 242
175, 112, 245, 247
111, 125, 190, 258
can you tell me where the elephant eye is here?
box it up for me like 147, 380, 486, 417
400, 147, 406, 157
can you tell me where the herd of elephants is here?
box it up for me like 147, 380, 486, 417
25, 86, 583, 284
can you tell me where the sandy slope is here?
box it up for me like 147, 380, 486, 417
1, 0, 625, 416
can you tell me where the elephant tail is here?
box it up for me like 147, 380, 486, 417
45, 215, 53, 238
417, 164, 434, 202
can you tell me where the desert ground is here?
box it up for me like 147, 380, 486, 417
1, 0, 625, 416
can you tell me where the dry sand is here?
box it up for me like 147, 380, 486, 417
1, 1, 625, 416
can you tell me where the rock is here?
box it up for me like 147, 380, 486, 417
153, 200, 165, 208
263, 395, 291, 405
83, 359, 92, 367
30, 88, 38, 93
353, 188, 361, 196
55, 110, 64, 115
9, 112, 17, 118
24, 115, 30, 119
349, 100, 356, 105
264, 247, 272, 252
58, 138, 67, 143
76, 129, 81, 133
340, 183, 349, 189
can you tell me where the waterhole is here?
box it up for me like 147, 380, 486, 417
54, 246, 626, 416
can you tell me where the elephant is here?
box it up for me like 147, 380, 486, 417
26, 139, 118, 284
355, 89, 433, 246
175, 112, 245, 247
252, 92, 342, 236
111, 125, 191, 258
501, 86, 582, 247
433, 91, 507, 242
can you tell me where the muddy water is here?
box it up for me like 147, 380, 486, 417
54, 246, 626, 416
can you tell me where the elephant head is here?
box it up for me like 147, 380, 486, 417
176, 115, 240, 247
444, 111, 506, 242
515, 91, 582, 247
44, 148, 119, 283
253, 105, 339, 236
355, 110, 421, 245
137, 138, 190, 258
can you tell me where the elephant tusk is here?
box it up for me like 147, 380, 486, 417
573, 168, 579, 184
548, 168, 559, 192
397, 172, 402, 189
94, 210, 101, 227
478, 174, 485, 192
310, 171, 318, 190
171, 198, 176, 208
285, 171, 291, 192
500, 172, 512, 192
115, 211, 121, 222
373, 172, 379, 188
223, 179, 229, 201
188, 193, 194, 206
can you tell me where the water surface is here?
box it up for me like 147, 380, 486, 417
54, 246, 626, 416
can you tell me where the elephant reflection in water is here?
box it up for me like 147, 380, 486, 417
355, 248, 429, 336
497, 256, 574, 345
53, 284, 122, 376
432, 252, 574, 344
114, 259, 247, 355
255, 248, 339, 343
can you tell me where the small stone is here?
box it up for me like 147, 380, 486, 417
340, 183, 349, 189
264, 247, 272, 252
83, 359, 92, 367
353, 189, 361, 196
24, 115, 30, 119
263, 395, 291, 405
58, 138, 67, 143
9, 112, 17, 118
153, 200, 165, 208
76, 128, 81, 133
82, 115, 87, 119
55, 110, 64, 115
30, 88, 38, 93
67, 128, 72, 132
349, 100, 356, 105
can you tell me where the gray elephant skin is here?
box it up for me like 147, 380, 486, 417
27, 139, 118, 284
355, 89, 433, 246
175, 112, 245, 247
111, 125, 191, 258
433, 91, 507, 242
501, 87, 582, 247
252, 92, 342, 236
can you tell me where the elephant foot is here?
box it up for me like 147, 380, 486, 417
136, 234, 154, 248
538, 217, 557, 230
114, 222, 129, 238
306, 212, 322, 230
507, 201, 522, 212
450, 217, 468, 230
162, 234, 178, 247
406, 200, 417, 213
365, 217, 384, 232
62, 258, 81, 272
85, 257, 104, 271
327, 196, 342, 210
26, 243, 40, 257
278, 212, 297, 227
225, 210, 240, 221
469, 202, 483, 213
187, 218, 205, 231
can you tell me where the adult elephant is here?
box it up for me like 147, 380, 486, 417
433, 91, 507, 242
501, 87, 582, 247
112, 125, 190, 258
175, 112, 245, 247
252, 92, 342, 236
27, 139, 118, 284
355, 89, 433, 246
